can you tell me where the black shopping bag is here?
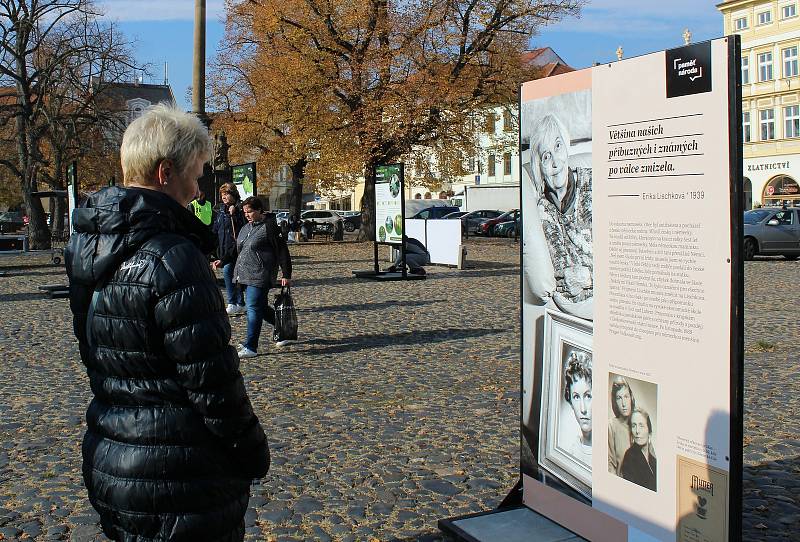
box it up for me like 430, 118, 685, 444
273, 286, 298, 342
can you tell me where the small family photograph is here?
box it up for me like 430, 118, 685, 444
538, 310, 593, 500
607, 373, 658, 492
521, 89, 594, 322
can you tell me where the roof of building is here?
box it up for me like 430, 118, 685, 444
521, 47, 568, 67
99, 81, 175, 106
540, 62, 575, 77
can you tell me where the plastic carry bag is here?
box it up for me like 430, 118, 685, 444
273, 286, 298, 342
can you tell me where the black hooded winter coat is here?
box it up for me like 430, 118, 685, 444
66, 186, 269, 541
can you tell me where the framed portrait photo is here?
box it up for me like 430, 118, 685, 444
538, 309, 593, 500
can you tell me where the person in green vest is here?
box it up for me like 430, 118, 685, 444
189, 190, 213, 227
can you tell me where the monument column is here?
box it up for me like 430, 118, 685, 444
193, 0, 206, 120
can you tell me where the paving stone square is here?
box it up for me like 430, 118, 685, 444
0, 239, 797, 541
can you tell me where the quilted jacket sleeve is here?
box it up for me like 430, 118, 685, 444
152, 240, 269, 478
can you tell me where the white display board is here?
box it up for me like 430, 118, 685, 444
375, 164, 403, 244
404, 219, 461, 266
520, 38, 742, 542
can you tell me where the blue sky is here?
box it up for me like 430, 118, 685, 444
99, 0, 724, 111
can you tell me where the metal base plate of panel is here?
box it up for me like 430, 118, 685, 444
439, 506, 585, 542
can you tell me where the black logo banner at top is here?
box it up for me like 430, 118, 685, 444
666, 42, 712, 98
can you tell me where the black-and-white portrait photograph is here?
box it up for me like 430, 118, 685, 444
538, 310, 593, 499
521, 89, 593, 322
607, 373, 658, 492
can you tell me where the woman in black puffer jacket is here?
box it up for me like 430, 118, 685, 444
66, 104, 268, 541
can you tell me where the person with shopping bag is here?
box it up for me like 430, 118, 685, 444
211, 182, 246, 315
234, 196, 292, 358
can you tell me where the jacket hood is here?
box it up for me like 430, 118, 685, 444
67, 186, 215, 286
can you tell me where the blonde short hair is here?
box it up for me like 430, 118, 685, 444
120, 103, 213, 186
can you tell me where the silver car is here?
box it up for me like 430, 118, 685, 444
743, 207, 800, 260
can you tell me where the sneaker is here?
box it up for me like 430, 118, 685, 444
274, 339, 293, 347
237, 345, 257, 358
227, 304, 246, 315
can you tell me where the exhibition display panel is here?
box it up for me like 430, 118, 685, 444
519, 37, 743, 542
443, 36, 744, 542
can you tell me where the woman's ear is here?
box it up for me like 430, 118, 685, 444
157, 159, 174, 187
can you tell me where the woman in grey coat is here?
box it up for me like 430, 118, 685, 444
234, 196, 292, 358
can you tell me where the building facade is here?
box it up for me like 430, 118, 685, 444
719, 0, 800, 208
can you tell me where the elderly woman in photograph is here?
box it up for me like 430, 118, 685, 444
608, 376, 636, 475
66, 104, 269, 540
564, 350, 592, 466
523, 113, 593, 320
621, 408, 657, 492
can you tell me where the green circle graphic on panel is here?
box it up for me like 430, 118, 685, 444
379, 226, 386, 241
385, 216, 394, 235
394, 215, 402, 236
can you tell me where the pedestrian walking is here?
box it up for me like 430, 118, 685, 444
212, 182, 246, 315
65, 103, 269, 541
235, 196, 292, 358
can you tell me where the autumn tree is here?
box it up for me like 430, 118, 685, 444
215, 0, 583, 238
0, 0, 137, 248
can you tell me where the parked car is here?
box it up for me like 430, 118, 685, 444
476, 209, 519, 236
458, 210, 503, 234
301, 209, 344, 234
340, 212, 362, 232
409, 205, 460, 220
275, 211, 290, 226
743, 207, 800, 260
442, 211, 468, 220
0, 211, 24, 233
494, 216, 521, 238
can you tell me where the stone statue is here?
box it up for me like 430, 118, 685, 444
213, 130, 230, 171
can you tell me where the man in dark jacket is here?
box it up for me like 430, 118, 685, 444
65, 104, 269, 541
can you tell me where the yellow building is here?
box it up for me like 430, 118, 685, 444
719, 0, 800, 207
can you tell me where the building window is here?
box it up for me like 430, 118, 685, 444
485, 113, 496, 134
757, 10, 772, 25
758, 52, 774, 81
503, 152, 512, 175
784, 47, 798, 77
468, 157, 475, 172
742, 56, 750, 84
488, 154, 496, 177
743, 111, 751, 142
782, 4, 797, 18
503, 110, 512, 131
735, 16, 748, 30
760, 109, 776, 140
785, 105, 800, 137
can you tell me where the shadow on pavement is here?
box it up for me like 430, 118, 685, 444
297, 299, 447, 313
290, 327, 507, 356
0, 291, 50, 303
0, 269, 65, 278
742, 455, 800, 540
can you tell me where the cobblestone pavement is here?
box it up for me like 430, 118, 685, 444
0, 240, 797, 541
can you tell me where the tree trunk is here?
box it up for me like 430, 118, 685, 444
359, 164, 376, 241
52, 195, 66, 235
288, 158, 306, 220
22, 181, 50, 250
